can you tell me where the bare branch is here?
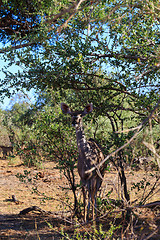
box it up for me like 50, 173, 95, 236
85, 97, 160, 175
143, 141, 160, 169
54, 0, 87, 32
0, 42, 35, 53
90, 52, 147, 62
46, 0, 86, 25
115, 126, 141, 133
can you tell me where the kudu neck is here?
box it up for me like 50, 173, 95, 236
75, 121, 89, 153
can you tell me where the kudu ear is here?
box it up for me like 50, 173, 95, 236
61, 103, 72, 114
83, 103, 93, 115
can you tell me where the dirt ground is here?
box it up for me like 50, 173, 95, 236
0, 157, 160, 239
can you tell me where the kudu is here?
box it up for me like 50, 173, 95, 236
61, 103, 105, 222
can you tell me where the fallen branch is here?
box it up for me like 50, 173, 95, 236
12, 195, 23, 204
19, 206, 52, 215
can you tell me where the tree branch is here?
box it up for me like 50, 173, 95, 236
85, 97, 160, 175
143, 141, 160, 169
90, 52, 147, 62
0, 42, 36, 53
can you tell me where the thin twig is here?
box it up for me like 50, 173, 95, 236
143, 229, 158, 240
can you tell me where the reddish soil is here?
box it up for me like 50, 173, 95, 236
0, 157, 160, 239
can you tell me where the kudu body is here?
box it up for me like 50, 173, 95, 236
61, 103, 105, 222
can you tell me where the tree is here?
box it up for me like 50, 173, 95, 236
0, 0, 159, 101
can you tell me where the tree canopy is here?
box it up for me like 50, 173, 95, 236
0, 0, 159, 104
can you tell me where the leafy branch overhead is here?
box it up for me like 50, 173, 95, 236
0, 0, 92, 42
0, 0, 159, 110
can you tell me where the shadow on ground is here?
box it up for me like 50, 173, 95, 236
1, 210, 160, 240
0, 213, 65, 240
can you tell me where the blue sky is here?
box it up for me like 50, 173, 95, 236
0, 58, 36, 110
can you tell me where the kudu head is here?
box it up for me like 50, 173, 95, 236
61, 103, 93, 128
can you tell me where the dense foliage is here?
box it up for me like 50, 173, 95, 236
0, 0, 159, 101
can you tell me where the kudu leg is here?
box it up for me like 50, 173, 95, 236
91, 193, 95, 221
91, 187, 97, 222
87, 192, 91, 221
82, 186, 87, 222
